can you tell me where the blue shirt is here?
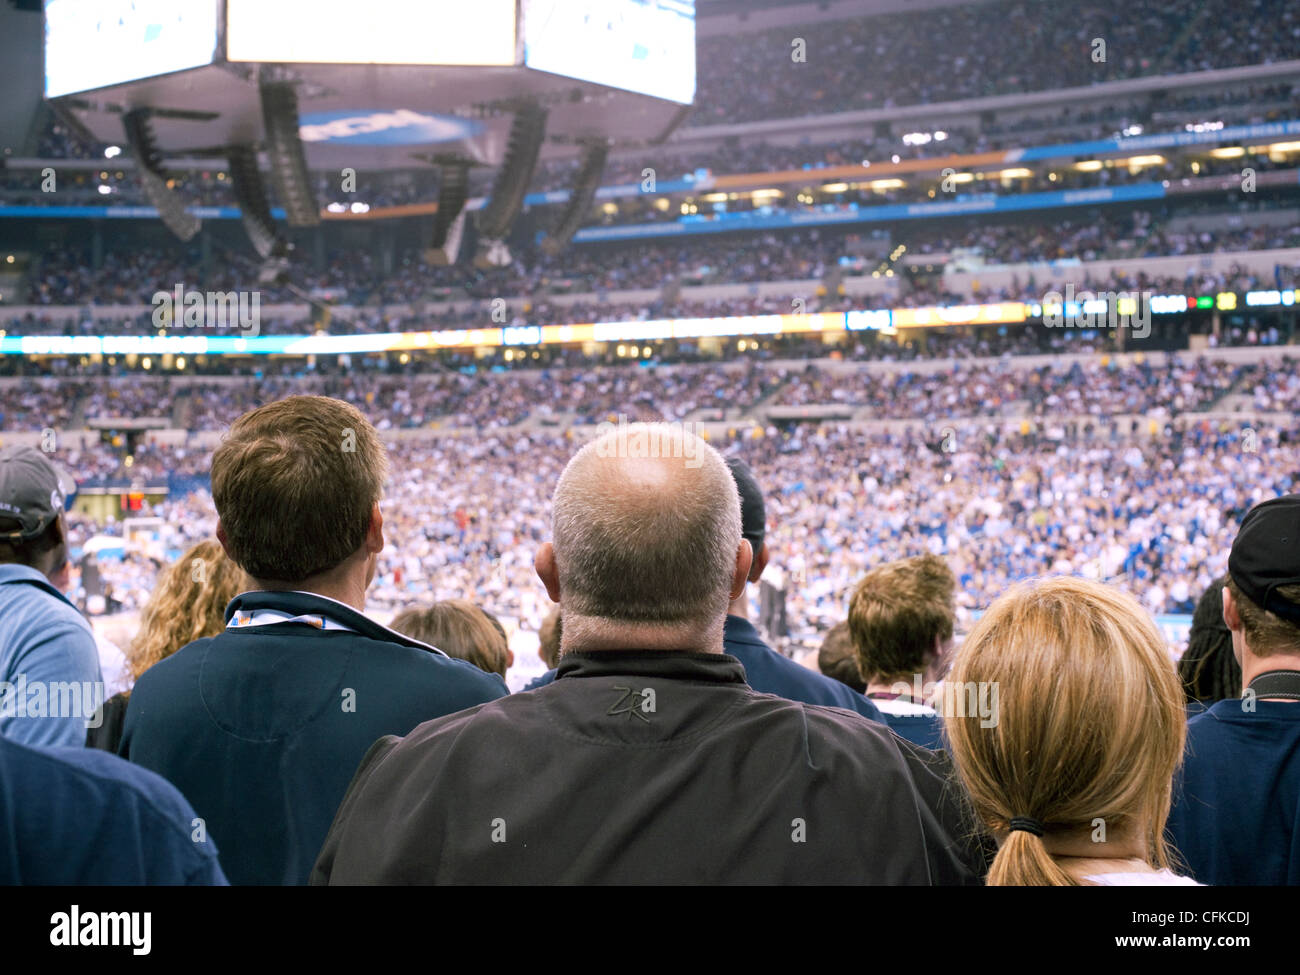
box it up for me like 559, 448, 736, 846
1167, 698, 1300, 885
0, 564, 103, 747
0, 733, 227, 884
525, 615, 885, 723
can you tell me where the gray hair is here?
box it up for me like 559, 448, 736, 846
551, 424, 742, 627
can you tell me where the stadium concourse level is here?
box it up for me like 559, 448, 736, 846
11, 106, 1300, 210
8, 206, 1300, 335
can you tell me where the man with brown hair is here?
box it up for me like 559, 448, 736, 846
1167, 494, 1300, 885
120, 396, 506, 885
847, 554, 957, 749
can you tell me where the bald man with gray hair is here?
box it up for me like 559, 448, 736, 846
544, 423, 749, 653
312, 424, 989, 885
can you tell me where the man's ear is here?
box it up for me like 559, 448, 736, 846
731, 539, 753, 601
750, 541, 770, 584
216, 520, 235, 561
535, 542, 561, 603
366, 502, 384, 555
1222, 585, 1242, 633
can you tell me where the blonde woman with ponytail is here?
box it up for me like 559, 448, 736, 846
944, 576, 1199, 886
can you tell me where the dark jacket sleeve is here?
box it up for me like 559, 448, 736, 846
85, 692, 130, 753
310, 735, 402, 885
892, 736, 995, 885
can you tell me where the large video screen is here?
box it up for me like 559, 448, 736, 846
44, 0, 218, 98
226, 0, 517, 66
523, 0, 696, 105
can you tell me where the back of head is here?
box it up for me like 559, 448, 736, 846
818, 621, 865, 693
848, 554, 955, 684
551, 423, 742, 640
128, 538, 249, 683
945, 576, 1186, 886
211, 395, 388, 583
1178, 576, 1240, 703
0, 445, 71, 577
1225, 493, 1300, 658
390, 600, 510, 677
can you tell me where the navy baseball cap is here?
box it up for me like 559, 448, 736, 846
0, 446, 74, 542
725, 457, 766, 555
1228, 494, 1300, 624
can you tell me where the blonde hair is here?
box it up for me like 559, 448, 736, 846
127, 538, 249, 684
945, 576, 1186, 886
390, 599, 510, 677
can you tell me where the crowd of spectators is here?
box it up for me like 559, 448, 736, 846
43, 405, 1296, 635
689, 0, 1300, 126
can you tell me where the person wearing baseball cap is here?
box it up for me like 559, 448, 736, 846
1166, 493, 1300, 885
0, 445, 103, 747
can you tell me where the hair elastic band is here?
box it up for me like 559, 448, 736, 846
1008, 817, 1045, 837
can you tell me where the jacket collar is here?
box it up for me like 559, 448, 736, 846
723, 614, 765, 647
555, 649, 749, 686
223, 589, 448, 656
0, 563, 78, 610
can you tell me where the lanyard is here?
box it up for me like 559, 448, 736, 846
1246, 670, 1300, 702
227, 608, 355, 632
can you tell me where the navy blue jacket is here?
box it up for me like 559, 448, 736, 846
0, 734, 226, 884
525, 614, 884, 722
1167, 698, 1300, 885
119, 589, 507, 885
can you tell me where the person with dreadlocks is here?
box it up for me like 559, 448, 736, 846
1177, 575, 1242, 713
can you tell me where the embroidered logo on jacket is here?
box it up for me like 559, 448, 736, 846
607, 685, 656, 722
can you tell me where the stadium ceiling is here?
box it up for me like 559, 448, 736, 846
54, 64, 690, 171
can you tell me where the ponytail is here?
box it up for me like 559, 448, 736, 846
986, 828, 1078, 887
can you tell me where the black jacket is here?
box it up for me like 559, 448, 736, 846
119, 589, 508, 885
312, 650, 991, 884
525, 615, 886, 723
